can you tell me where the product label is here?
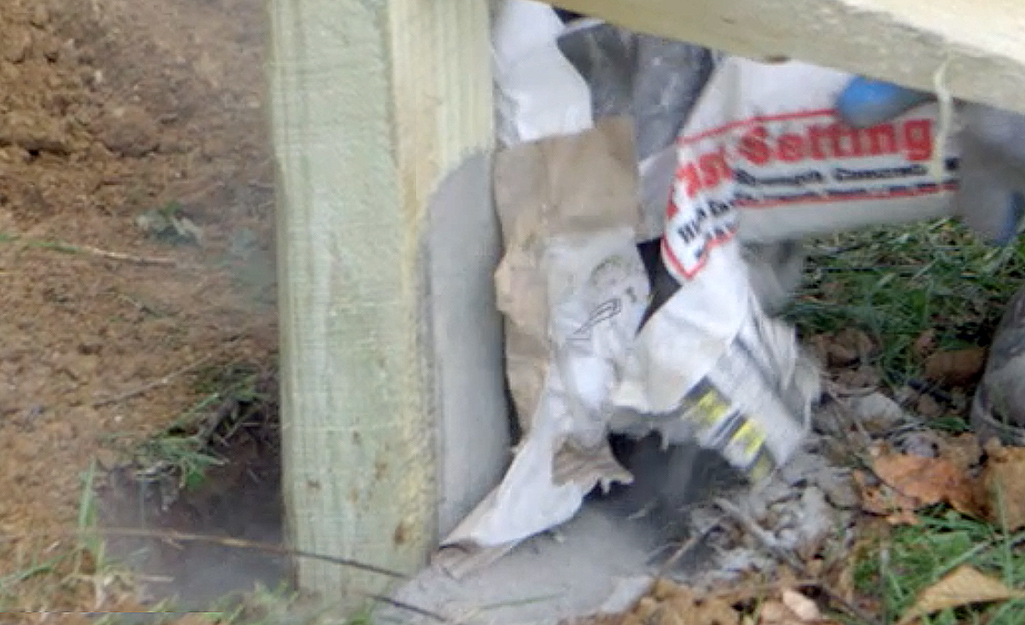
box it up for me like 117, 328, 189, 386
662, 104, 958, 281
678, 378, 774, 481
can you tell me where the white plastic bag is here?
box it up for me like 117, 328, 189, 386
675, 57, 959, 243
492, 0, 714, 240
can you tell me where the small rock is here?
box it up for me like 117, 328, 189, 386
30, 4, 50, 28
2, 30, 32, 64
792, 486, 835, 546
135, 206, 203, 245
894, 385, 917, 405
815, 468, 860, 509
895, 429, 942, 458
38, 35, 61, 63
94, 105, 159, 157
85, 141, 111, 161
57, 39, 79, 67
844, 391, 908, 432
77, 340, 103, 355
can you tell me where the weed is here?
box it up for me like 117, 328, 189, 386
100, 361, 277, 501
0, 460, 137, 621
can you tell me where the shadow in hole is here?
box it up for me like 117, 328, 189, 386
97, 368, 290, 615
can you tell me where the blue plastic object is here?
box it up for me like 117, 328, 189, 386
835, 77, 934, 128
835, 77, 1025, 244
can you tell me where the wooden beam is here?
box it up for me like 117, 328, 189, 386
267, 0, 493, 611
543, 0, 1025, 116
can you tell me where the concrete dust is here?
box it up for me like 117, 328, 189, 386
97, 433, 289, 612
0, 0, 278, 619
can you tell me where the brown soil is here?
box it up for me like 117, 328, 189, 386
0, 0, 276, 619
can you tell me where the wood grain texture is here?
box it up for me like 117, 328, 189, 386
267, 0, 492, 609
544, 0, 1025, 115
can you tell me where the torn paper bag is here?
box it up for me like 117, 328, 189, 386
438, 119, 647, 573
611, 85, 823, 478
440, 116, 820, 577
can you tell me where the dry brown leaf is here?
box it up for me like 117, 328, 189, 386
780, 589, 821, 621
896, 565, 1025, 625
939, 433, 984, 474
633, 579, 741, 625
756, 600, 795, 624
924, 347, 987, 387
756, 592, 839, 625
871, 452, 986, 518
983, 442, 1025, 530
853, 469, 920, 524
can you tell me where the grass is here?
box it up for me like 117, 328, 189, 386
0, 359, 372, 624
852, 508, 1025, 625
0, 460, 134, 621
783, 218, 1025, 386
784, 218, 1025, 625
101, 361, 276, 494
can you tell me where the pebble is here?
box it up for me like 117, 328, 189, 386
2, 30, 32, 64
94, 105, 160, 157
30, 4, 50, 28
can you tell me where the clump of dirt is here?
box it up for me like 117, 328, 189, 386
0, 0, 278, 617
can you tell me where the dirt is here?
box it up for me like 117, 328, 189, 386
0, 0, 277, 618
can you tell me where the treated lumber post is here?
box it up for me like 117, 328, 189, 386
544, 0, 1025, 116
267, 0, 497, 610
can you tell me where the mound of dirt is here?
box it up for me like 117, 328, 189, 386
0, 0, 277, 616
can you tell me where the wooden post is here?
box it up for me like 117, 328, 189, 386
267, 0, 494, 610
543, 0, 1025, 116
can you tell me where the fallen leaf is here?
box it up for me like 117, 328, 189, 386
635, 579, 741, 625
757, 592, 840, 624
896, 565, 1025, 625
853, 469, 920, 524
756, 600, 794, 624
982, 442, 1025, 530
871, 452, 985, 518
924, 347, 987, 387
939, 433, 984, 474
835, 327, 876, 356
780, 589, 821, 621
808, 334, 835, 367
